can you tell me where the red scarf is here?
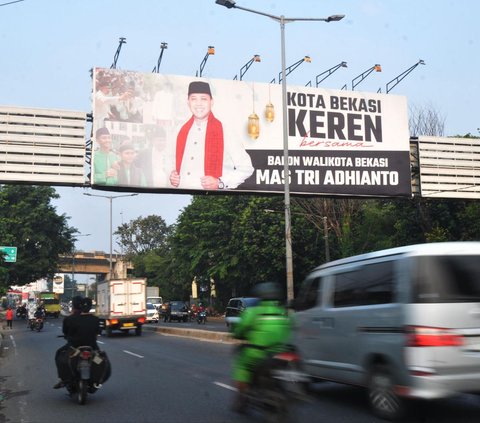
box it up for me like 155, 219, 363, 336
175, 113, 224, 178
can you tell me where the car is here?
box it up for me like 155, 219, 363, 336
293, 242, 480, 420
225, 297, 259, 328
165, 301, 189, 322
145, 302, 159, 323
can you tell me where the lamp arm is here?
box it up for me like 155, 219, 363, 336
352, 66, 375, 90
316, 62, 345, 87
278, 58, 305, 83
386, 61, 423, 93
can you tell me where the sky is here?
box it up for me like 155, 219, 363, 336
1, 0, 479, 271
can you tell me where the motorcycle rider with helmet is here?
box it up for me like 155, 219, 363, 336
231, 281, 293, 412
53, 296, 101, 389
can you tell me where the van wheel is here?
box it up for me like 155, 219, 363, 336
367, 365, 403, 421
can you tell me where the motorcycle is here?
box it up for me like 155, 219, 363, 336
66, 346, 112, 405
29, 317, 44, 332
232, 345, 309, 423
66, 346, 97, 405
197, 309, 207, 324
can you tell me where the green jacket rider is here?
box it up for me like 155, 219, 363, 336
232, 282, 293, 390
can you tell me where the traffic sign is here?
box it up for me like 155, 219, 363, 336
0, 246, 17, 263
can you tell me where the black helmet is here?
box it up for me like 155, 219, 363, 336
72, 296, 83, 311
81, 297, 93, 313
253, 282, 282, 301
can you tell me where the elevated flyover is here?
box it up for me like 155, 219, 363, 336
58, 251, 134, 279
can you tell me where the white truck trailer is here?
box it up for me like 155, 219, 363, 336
96, 278, 147, 337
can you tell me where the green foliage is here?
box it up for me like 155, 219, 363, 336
114, 193, 480, 310
163, 195, 323, 307
0, 185, 76, 288
115, 215, 170, 260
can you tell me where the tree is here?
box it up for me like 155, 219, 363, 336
166, 195, 323, 307
115, 215, 170, 260
0, 185, 76, 289
409, 103, 445, 137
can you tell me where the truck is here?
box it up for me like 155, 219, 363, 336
39, 292, 61, 318
96, 278, 147, 337
146, 286, 159, 298
146, 286, 163, 311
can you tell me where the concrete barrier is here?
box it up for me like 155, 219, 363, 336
143, 324, 238, 344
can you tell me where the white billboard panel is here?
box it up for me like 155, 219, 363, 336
92, 68, 411, 197
0, 106, 87, 185
417, 136, 480, 199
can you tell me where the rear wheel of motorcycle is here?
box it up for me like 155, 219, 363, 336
78, 380, 87, 405
264, 389, 288, 423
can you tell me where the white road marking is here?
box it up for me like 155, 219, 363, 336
123, 350, 144, 358
213, 381, 237, 392
9, 334, 17, 356
97, 340, 105, 345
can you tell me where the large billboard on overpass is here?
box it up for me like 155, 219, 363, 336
91, 68, 411, 197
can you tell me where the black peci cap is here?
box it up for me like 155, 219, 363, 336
188, 81, 212, 97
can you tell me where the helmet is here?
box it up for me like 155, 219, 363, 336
252, 282, 282, 301
71, 296, 83, 311
81, 297, 93, 313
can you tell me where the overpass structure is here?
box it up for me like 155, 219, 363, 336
58, 251, 134, 280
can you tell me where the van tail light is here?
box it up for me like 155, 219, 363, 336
137, 316, 146, 324
405, 325, 464, 347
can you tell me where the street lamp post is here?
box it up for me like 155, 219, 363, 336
83, 193, 138, 279
71, 233, 91, 297
216, 0, 344, 302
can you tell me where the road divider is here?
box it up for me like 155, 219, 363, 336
143, 325, 238, 343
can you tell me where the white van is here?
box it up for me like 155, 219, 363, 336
293, 242, 480, 420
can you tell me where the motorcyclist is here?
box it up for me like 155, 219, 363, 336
53, 296, 101, 389
16, 303, 27, 318
34, 304, 45, 319
231, 281, 293, 412
27, 299, 37, 328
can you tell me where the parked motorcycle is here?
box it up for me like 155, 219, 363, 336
197, 309, 207, 324
64, 346, 111, 405
232, 345, 309, 423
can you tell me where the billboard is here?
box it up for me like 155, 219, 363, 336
53, 274, 64, 294
92, 68, 411, 197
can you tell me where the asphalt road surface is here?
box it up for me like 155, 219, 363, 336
1, 317, 480, 423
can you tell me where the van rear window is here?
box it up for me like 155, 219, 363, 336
413, 256, 480, 303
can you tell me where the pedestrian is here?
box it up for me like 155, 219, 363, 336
6, 306, 13, 329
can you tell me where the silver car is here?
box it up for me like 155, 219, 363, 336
293, 242, 480, 420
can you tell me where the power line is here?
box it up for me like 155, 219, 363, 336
0, 0, 25, 7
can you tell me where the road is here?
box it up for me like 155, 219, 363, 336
1, 318, 480, 423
